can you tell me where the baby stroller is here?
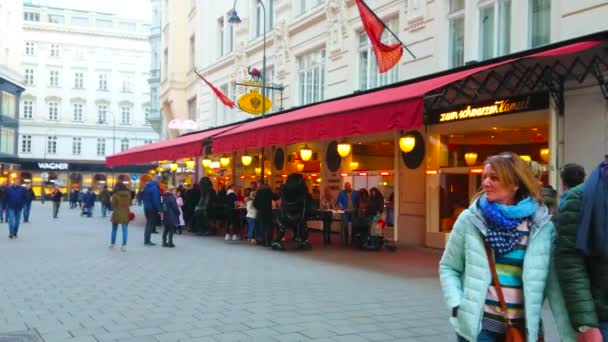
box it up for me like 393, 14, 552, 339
352, 214, 397, 252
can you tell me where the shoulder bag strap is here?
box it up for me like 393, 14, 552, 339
484, 244, 513, 327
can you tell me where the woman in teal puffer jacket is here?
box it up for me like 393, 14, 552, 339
439, 152, 575, 342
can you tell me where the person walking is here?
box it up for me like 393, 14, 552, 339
161, 188, 179, 248
100, 185, 111, 218
245, 188, 257, 245
51, 185, 62, 219
109, 183, 131, 251
337, 182, 359, 245
555, 158, 608, 341
5, 178, 26, 239
69, 189, 77, 209
253, 183, 274, 247
0, 180, 7, 223
174, 188, 185, 234
22, 183, 35, 223
225, 184, 239, 241
83, 188, 96, 217
438, 152, 575, 342
142, 175, 161, 246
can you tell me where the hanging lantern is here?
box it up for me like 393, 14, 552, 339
254, 167, 261, 174
350, 161, 359, 170
399, 135, 416, 153
540, 148, 549, 163
157, 166, 164, 172
241, 154, 252, 166
185, 160, 195, 169
220, 157, 231, 167
300, 145, 312, 161
337, 143, 351, 158
520, 155, 532, 162
210, 161, 221, 169
296, 163, 304, 172
202, 158, 211, 168
169, 162, 179, 172
159, 160, 168, 164
464, 152, 478, 166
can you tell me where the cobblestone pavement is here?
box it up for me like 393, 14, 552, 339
0, 202, 559, 342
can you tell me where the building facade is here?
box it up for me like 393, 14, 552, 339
19, 3, 159, 195
148, 0, 162, 135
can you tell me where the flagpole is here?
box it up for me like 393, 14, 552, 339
359, 0, 416, 59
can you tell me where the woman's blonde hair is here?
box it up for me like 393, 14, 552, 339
477, 152, 543, 203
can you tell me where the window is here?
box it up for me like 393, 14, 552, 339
449, 0, 465, 13
96, 19, 113, 28
187, 97, 197, 121
449, 15, 465, 68
21, 135, 32, 153
144, 107, 150, 123
216, 84, 230, 125
479, 1, 511, 60
24, 12, 40, 21
23, 100, 33, 119
49, 70, 59, 87
96, 138, 106, 156
72, 137, 82, 155
48, 15, 65, 24
530, 0, 551, 47
48, 102, 58, 121
47, 136, 57, 154
1, 91, 17, 118
74, 72, 84, 89
25, 68, 34, 85
121, 106, 131, 124
0, 128, 15, 154
162, 49, 168, 81
98, 74, 108, 90
72, 17, 88, 26
358, 18, 398, 91
189, 35, 196, 70
217, 18, 225, 57
25, 42, 35, 56
144, 139, 153, 145
297, 49, 326, 105
122, 79, 131, 93
50, 44, 60, 57
119, 22, 137, 32
228, 23, 234, 54
120, 138, 129, 152
151, 88, 158, 106
73, 103, 83, 121
255, 0, 274, 37
97, 104, 107, 123
297, 0, 324, 16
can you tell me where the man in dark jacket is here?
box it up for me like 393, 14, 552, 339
0, 180, 7, 223
142, 175, 162, 245
23, 183, 35, 223
99, 185, 111, 217
161, 189, 180, 248
51, 185, 63, 218
6, 178, 26, 239
253, 183, 274, 246
555, 159, 608, 341
82, 188, 96, 217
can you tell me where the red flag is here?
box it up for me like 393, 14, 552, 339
355, 0, 403, 73
195, 71, 235, 109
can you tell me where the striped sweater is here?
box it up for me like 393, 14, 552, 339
482, 220, 529, 333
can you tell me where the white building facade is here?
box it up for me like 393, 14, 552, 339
18, 3, 159, 194
147, 0, 162, 135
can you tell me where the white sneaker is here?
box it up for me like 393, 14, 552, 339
231, 234, 239, 241
120, 245, 127, 252
109, 244, 115, 249
225, 234, 230, 240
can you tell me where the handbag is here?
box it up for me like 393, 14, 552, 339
484, 244, 525, 342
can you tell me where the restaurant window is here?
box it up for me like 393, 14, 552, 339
25, 68, 35, 86
121, 106, 131, 125
23, 100, 33, 119
358, 18, 398, 91
97, 104, 107, 123
74, 72, 84, 89
50, 44, 60, 57
188, 97, 197, 121
297, 0, 324, 16
25, 42, 35, 56
479, 0, 511, 61
48, 15, 65, 24
120, 138, 129, 152
48, 102, 58, 121
1, 91, 17, 118
0, 128, 15, 154
96, 138, 106, 156
297, 48, 325, 106
72, 137, 82, 155
49, 70, 60, 87
47, 136, 57, 154
98, 73, 108, 91
448, 14, 465, 68
73, 103, 83, 122
21, 135, 32, 153
530, 0, 551, 47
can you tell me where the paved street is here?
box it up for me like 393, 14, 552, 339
0, 202, 559, 342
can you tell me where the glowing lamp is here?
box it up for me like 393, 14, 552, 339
540, 148, 549, 162
186, 160, 195, 169
169, 163, 178, 172
157, 166, 164, 172
340, 173, 348, 177
281, 174, 288, 178
358, 172, 368, 176
399, 135, 416, 153
464, 152, 478, 166
296, 163, 304, 172
241, 155, 252, 166
426, 170, 438, 175
316, 178, 322, 183
240, 175, 245, 179
210, 161, 221, 169
380, 171, 390, 176
349, 162, 359, 170
520, 155, 532, 162
202, 159, 211, 168
469, 168, 484, 174
220, 157, 230, 167
149, 169, 156, 174
159, 160, 168, 164
337, 143, 351, 158
255, 167, 261, 174
300, 145, 312, 161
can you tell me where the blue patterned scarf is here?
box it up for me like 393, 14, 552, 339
479, 195, 539, 255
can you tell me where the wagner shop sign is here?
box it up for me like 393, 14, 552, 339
428, 93, 549, 124
37, 162, 69, 170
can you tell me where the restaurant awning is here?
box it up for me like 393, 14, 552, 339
105, 125, 239, 167
212, 38, 603, 154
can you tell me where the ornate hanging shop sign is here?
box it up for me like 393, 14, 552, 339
238, 89, 273, 115
427, 93, 550, 124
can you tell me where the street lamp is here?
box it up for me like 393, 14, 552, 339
229, 0, 268, 183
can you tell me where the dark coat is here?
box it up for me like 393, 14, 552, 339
51, 189, 63, 202
253, 187, 273, 222
0, 186, 6, 204
161, 192, 180, 226
24, 188, 35, 203
111, 190, 132, 224
142, 181, 161, 212
84, 192, 96, 207
5, 185, 26, 210
100, 189, 111, 205
555, 183, 608, 329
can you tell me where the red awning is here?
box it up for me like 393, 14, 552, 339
212, 39, 602, 154
105, 125, 239, 167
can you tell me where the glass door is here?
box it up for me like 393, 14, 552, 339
438, 167, 481, 232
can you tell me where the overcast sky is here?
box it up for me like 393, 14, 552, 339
31, 0, 151, 21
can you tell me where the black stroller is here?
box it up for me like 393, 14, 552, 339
352, 214, 397, 252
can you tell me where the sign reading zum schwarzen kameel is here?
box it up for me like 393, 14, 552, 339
427, 93, 550, 124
